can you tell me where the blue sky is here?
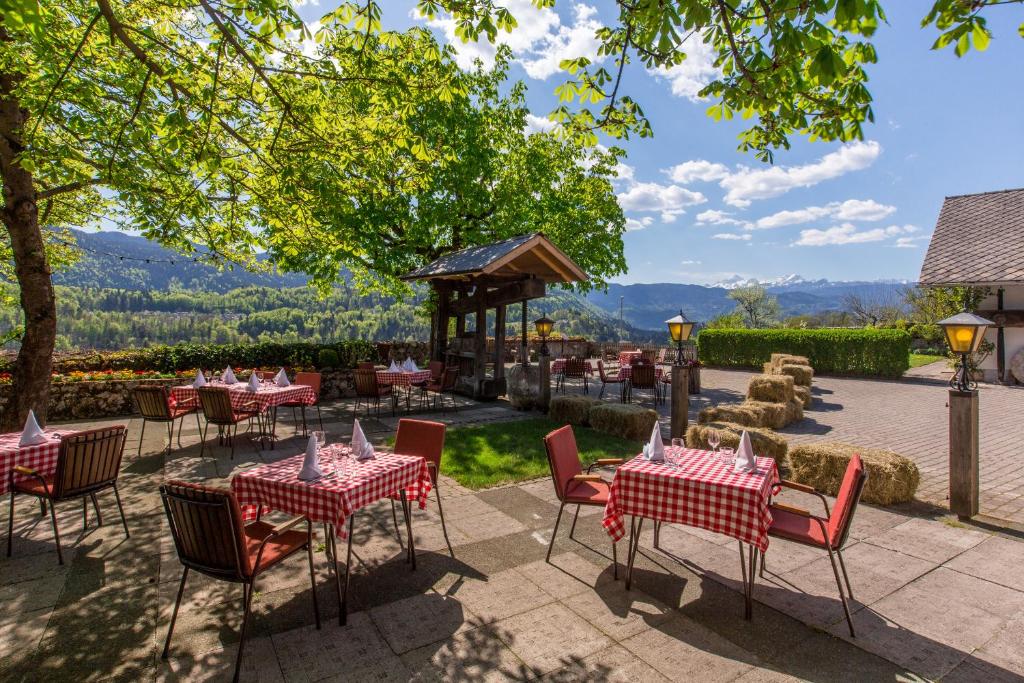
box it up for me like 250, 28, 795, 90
302, 1, 1024, 286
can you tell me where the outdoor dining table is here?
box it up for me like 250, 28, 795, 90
230, 445, 431, 624
376, 370, 433, 412
616, 365, 663, 380
618, 350, 643, 366
550, 358, 595, 375
0, 429, 67, 495
170, 381, 316, 448
603, 446, 780, 619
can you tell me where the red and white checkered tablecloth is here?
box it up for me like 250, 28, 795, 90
617, 366, 663, 380
619, 351, 643, 366
376, 370, 432, 388
603, 448, 779, 551
551, 359, 595, 375
231, 446, 431, 537
0, 429, 64, 494
170, 382, 316, 412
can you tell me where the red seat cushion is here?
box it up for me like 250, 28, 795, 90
243, 520, 307, 575
232, 411, 259, 422
13, 474, 53, 497
564, 478, 611, 506
768, 506, 829, 548
170, 405, 196, 419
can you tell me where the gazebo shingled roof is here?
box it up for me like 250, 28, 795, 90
402, 233, 587, 284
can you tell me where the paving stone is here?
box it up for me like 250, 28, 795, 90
974, 609, 1024, 677
369, 590, 474, 654
496, 602, 613, 676
863, 517, 990, 563
444, 567, 554, 623
541, 643, 670, 682
400, 622, 530, 682
449, 509, 526, 543
514, 552, 617, 600
945, 535, 1024, 590
156, 635, 283, 683
620, 614, 758, 681
560, 582, 674, 641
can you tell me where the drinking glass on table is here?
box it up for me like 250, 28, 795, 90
719, 446, 735, 466
670, 438, 684, 464
707, 429, 721, 457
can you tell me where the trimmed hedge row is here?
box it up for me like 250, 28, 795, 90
697, 329, 911, 378
0, 341, 377, 374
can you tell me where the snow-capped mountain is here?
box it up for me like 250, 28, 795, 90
712, 274, 911, 291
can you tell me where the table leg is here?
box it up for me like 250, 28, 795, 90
329, 517, 355, 626
400, 490, 416, 570
269, 406, 278, 450
738, 542, 757, 621
626, 516, 644, 590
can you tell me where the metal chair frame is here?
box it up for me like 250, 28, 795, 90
353, 369, 396, 418
132, 385, 201, 457
556, 357, 590, 394
626, 363, 661, 405
421, 366, 459, 413
281, 371, 325, 438
388, 419, 454, 558
196, 386, 261, 460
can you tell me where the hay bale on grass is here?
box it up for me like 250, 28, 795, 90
794, 385, 813, 409
779, 363, 813, 387
741, 400, 789, 429
589, 403, 658, 442
788, 442, 920, 506
686, 421, 789, 466
697, 403, 765, 428
747, 374, 794, 403
548, 395, 602, 426
785, 397, 804, 424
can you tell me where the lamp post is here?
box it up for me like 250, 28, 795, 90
665, 310, 694, 440
534, 315, 554, 410
937, 310, 993, 519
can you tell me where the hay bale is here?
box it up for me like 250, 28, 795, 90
788, 442, 920, 506
794, 385, 813, 409
697, 403, 765, 428
780, 354, 811, 367
747, 374, 794, 403
741, 400, 789, 429
589, 403, 658, 442
548, 395, 602, 426
785, 397, 804, 424
686, 421, 789, 465
779, 363, 813, 387
763, 362, 774, 374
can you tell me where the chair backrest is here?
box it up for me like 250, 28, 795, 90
197, 386, 236, 424
428, 360, 444, 381
52, 426, 127, 498
394, 419, 446, 477
354, 368, 380, 397
294, 371, 322, 399
133, 385, 172, 420
543, 425, 583, 501
656, 349, 667, 363
597, 360, 611, 381
641, 349, 656, 363
827, 454, 867, 548
441, 366, 459, 391
631, 364, 656, 388
565, 357, 587, 378
160, 481, 251, 581
357, 362, 375, 370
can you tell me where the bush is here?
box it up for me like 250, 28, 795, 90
698, 329, 911, 377
549, 395, 602, 426
686, 421, 789, 470
779, 363, 813, 387
589, 403, 659, 441
318, 348, 341, 369
788, 442, 920, 506
747, 375, 794, 403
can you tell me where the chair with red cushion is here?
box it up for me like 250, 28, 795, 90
133, 385, 200, 457
6, 426, 130, 565
196, 386, 261, 459
160, 481, 319, 683
543, 425, 622, 577
764, 454, 867, 636
389, 419, 453, 557
596, 360, 627, 401
354, 368, 395, 417
280, 371, 324, 437
422, 366, 459, 413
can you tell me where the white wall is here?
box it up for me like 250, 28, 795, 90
976, 287, 1024, 382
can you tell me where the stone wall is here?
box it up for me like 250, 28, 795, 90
0, 369, 358, 422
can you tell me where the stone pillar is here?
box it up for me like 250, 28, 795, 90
539, 354, 551, 411
670, 366, 689, 441
948, 389, 980, 518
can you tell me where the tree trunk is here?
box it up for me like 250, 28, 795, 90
0, 72, 56, 429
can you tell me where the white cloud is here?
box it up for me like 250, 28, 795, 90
665, 160, 730, 184
793, 223, 917, 247
417, 2, 601, 80
680, 259, 702, 265
720, 141, 882, 207
525, 113, 558, 133
649, 36, 719, 102
696, 209, 749, 227
625, 216, 654, 231
750, 199, 895, 230
712, 233, 751, 241
617, 182, 706, 222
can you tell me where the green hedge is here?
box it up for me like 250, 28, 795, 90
0, 340, 377, 374
697, 329, 911, 377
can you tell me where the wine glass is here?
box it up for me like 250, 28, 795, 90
707, 430, 721, 457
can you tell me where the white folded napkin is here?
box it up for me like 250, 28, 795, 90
733, 431, 757, 473
19, 409, 48, 447
387, 360, 400, 373
192, 370, 207, 388
642, 421, 665, 463
297, 434, 323, 480
404, 356, 419, 372
222, 366, 237, 384
274, 368, 290, 387
351, 419, 375, 460
247, 373, 261, 392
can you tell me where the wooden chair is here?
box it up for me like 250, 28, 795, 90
354, 368, 394, 417
389, 419, 453, 557
6, 426, 129, 565
160, 481, 319, 683
641, 349, 657, 364
422, 366, 459, 413
197, 386, 261, 459
543, 425, 621, 576
596, 360, 627, 401
762, 455, 867, 636
357, 361, 375, 370
132, 385, 200, 457
281, 371, 324, 437
427, 360, 445, 383
627, 364, 661, 405
557, 357, 590, 394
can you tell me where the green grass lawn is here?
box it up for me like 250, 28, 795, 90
437, 417, 643, 490
909, 353, 946, 368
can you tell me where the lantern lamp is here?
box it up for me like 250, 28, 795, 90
534, 315, 554, 356
665, 310, 694, 366
938, 311, 993, 391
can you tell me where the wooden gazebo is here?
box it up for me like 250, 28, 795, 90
402, 233, 587, 399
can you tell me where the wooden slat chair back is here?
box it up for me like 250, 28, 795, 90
53, 426, 128, 499
134, 385, 173, 420
354, 369, 380, 397
198, 386, 237, 425
161, 482, 251, 581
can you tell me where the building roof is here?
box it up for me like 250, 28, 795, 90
919, 188, 1024, 286
401, 233, 587, 284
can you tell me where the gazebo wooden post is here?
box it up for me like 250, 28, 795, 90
494, 304, 506, 382
473, 297, 487, 393
521, 300, 528, 367
432, 282, 451, 363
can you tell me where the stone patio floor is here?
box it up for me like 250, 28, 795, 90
1, 372, 1023, 681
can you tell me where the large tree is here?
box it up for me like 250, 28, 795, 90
0, 1, 625, 427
